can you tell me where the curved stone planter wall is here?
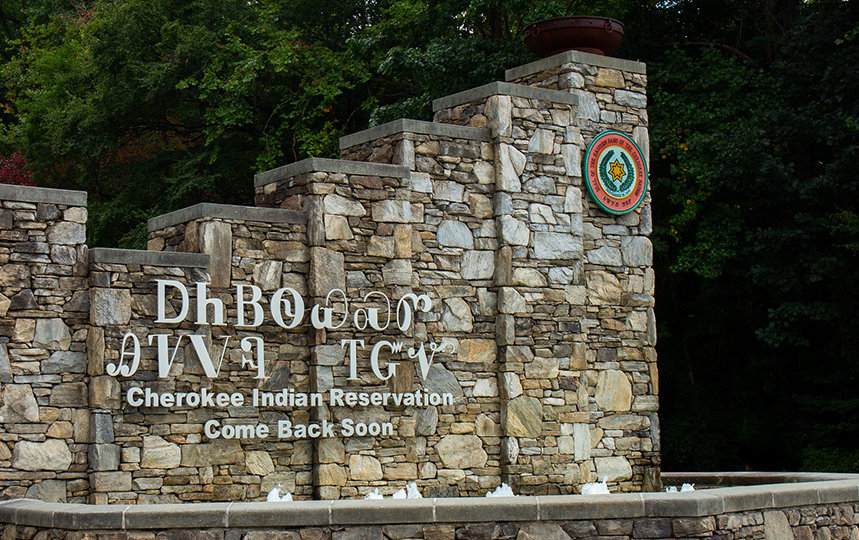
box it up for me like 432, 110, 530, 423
0, 473, 857, 539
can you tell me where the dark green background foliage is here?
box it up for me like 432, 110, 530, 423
1, 0, 857, 473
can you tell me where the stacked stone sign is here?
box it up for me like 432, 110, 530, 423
0, 49, 657, 503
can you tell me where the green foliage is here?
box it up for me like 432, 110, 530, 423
1, 0, 858, 473
650, 0, 859, 471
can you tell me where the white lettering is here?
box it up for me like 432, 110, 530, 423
236, 284, 264, 327
156, 280, 189, 323
195, 282, 225, 325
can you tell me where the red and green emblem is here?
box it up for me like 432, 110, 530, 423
584, 131, 648, 215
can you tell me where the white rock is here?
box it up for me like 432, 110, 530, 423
437, 220, 474, 249
323, 194, 365, 216
500, 216, 529, 246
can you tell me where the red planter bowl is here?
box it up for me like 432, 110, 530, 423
523, 16, 625, 57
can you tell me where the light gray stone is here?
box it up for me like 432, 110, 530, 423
92, 471, 132, 492
574, 423, 590, 461
518, 523, 571, 540
324, 194, 365, 216
382, 259, 412, 285
594, 456, 632, 482
88, 444, 120, 471
436, 435, 487, 468
529, 203, 556, 224
599, 414, 649, 431
475, 413, 501, 436
498, 287, 526, 314
324, 214, 353, 240
576, 91, 600, 121
415, 406, 438, 436
372, 200, 411, 223
0, 384, 39, 422
461, 250, 494, 280
13, 439, 72, 471
562, 144, 582, 177
316, 344, 344, 366
485, 95, 512, 138
503, 436, 519, 464
423, 364, 464, 397
621, 236, 653, 266
588, 271, 622, 304
497, 144, 526, 192
503, 373, 523, 399
433, 181, 465, 202
500, 216, 529, 246
647, 307, 657, 346
253, 260, 283, 290
615, 90, 647, 108
310, 247, 345, 296
367, 235, 395, 258
559, 71, 585, 89
565, 127, 584, 145
588, 246, 622, 266
26, 480, 67, 503
0, 344, 11, 382
763, 511, 792, 540
411, 172, 432, 193
595, 370, 632, 411
534, 232, 581, 259
505, 396, 542, 437
33, 317, 72, 349
199, 221, 232, 288
472, 378, 497, 397
90, 289, 131, 327
473, 162, 494, 184
315, 365, 334, 393
633, 126, 650, 167
42, 350, 85, 374
528, 129, 554, 154
523, 176, 556, 194
47, 222, 85, 244
347, 270, 372, 288
512, 268, 547, 287
437, 220, 474, 249
442, 297, 473, 332
525, 357, 559, 379
90, 413, 115, 443
640, 205, 653, 235
141, 435, 181, 469
549, 267, 573, 284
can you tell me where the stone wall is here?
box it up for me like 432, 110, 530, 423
0, 49, 659, 502
1, 474, 857, 539
0, 185, 90, 503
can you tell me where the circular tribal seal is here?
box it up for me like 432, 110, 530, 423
584, 131, 648, 215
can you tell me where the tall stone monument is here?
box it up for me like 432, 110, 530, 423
0, 49, 657, 503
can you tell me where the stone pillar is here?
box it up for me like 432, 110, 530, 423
0, 185, 89, 502
507, 51, 658, 491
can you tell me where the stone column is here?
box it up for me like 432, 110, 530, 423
0, 185, 89, 502
507, 51, 659, 491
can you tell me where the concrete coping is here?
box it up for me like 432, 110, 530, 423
0, 184, 87, 206
1, 474, 857, 530
431, 81, 578, 112
254, 157, 410, 188
339, 118, 491, 150
505, 50, 647, 81
147, 202, 306, 232
89, 248, 210, 268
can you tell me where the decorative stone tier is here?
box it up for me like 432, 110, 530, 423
0, 473, 856, 538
